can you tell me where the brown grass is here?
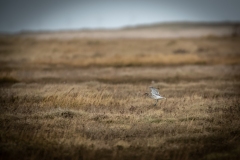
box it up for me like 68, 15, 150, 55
0, 35, 240, 160
0, 36, 240, 68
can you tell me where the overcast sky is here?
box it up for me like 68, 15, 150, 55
0, 0, 240, 33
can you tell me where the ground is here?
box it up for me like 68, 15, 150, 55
0, 27, 240, 159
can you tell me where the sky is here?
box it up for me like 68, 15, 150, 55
0, 0, 240, 33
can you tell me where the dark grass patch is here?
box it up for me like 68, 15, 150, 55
0, 77, 18, 83
173, 49, 188, 54
0, 77, 19, 84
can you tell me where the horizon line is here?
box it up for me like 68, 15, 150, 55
1, 20, 240, 35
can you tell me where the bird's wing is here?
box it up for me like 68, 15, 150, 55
150, 87, 160, 96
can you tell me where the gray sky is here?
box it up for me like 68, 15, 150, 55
0, 0, 240, 33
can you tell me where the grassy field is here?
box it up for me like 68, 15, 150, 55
0, 35, 240, 159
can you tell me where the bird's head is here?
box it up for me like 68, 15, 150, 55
149, 86, 160, 89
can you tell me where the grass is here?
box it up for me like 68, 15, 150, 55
0, 77, 19, 84
1, 82, 240, 159
0, 35, 240, 159
0, 37, 240, 68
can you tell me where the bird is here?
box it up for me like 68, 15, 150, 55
144, 87, 166, 106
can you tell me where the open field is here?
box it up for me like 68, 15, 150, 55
0, 29, 240, 159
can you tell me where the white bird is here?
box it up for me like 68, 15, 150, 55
144, 87, 166, 106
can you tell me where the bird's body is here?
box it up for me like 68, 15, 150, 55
145, 87, 166, 106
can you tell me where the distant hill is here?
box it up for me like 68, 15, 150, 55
122, 21, 240, 29
1, 22, 240, 39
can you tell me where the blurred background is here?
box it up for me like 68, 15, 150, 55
0, 0, 240, 33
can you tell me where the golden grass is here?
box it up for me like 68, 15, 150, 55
0, 36, 240, 159
36, 53, 206, 67
0, 37, 240, 68
1, 80, 240, 159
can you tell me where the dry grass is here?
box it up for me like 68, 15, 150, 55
1, 80, 240, 160
0, 35, 240, 160
0, 36, 240, 68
